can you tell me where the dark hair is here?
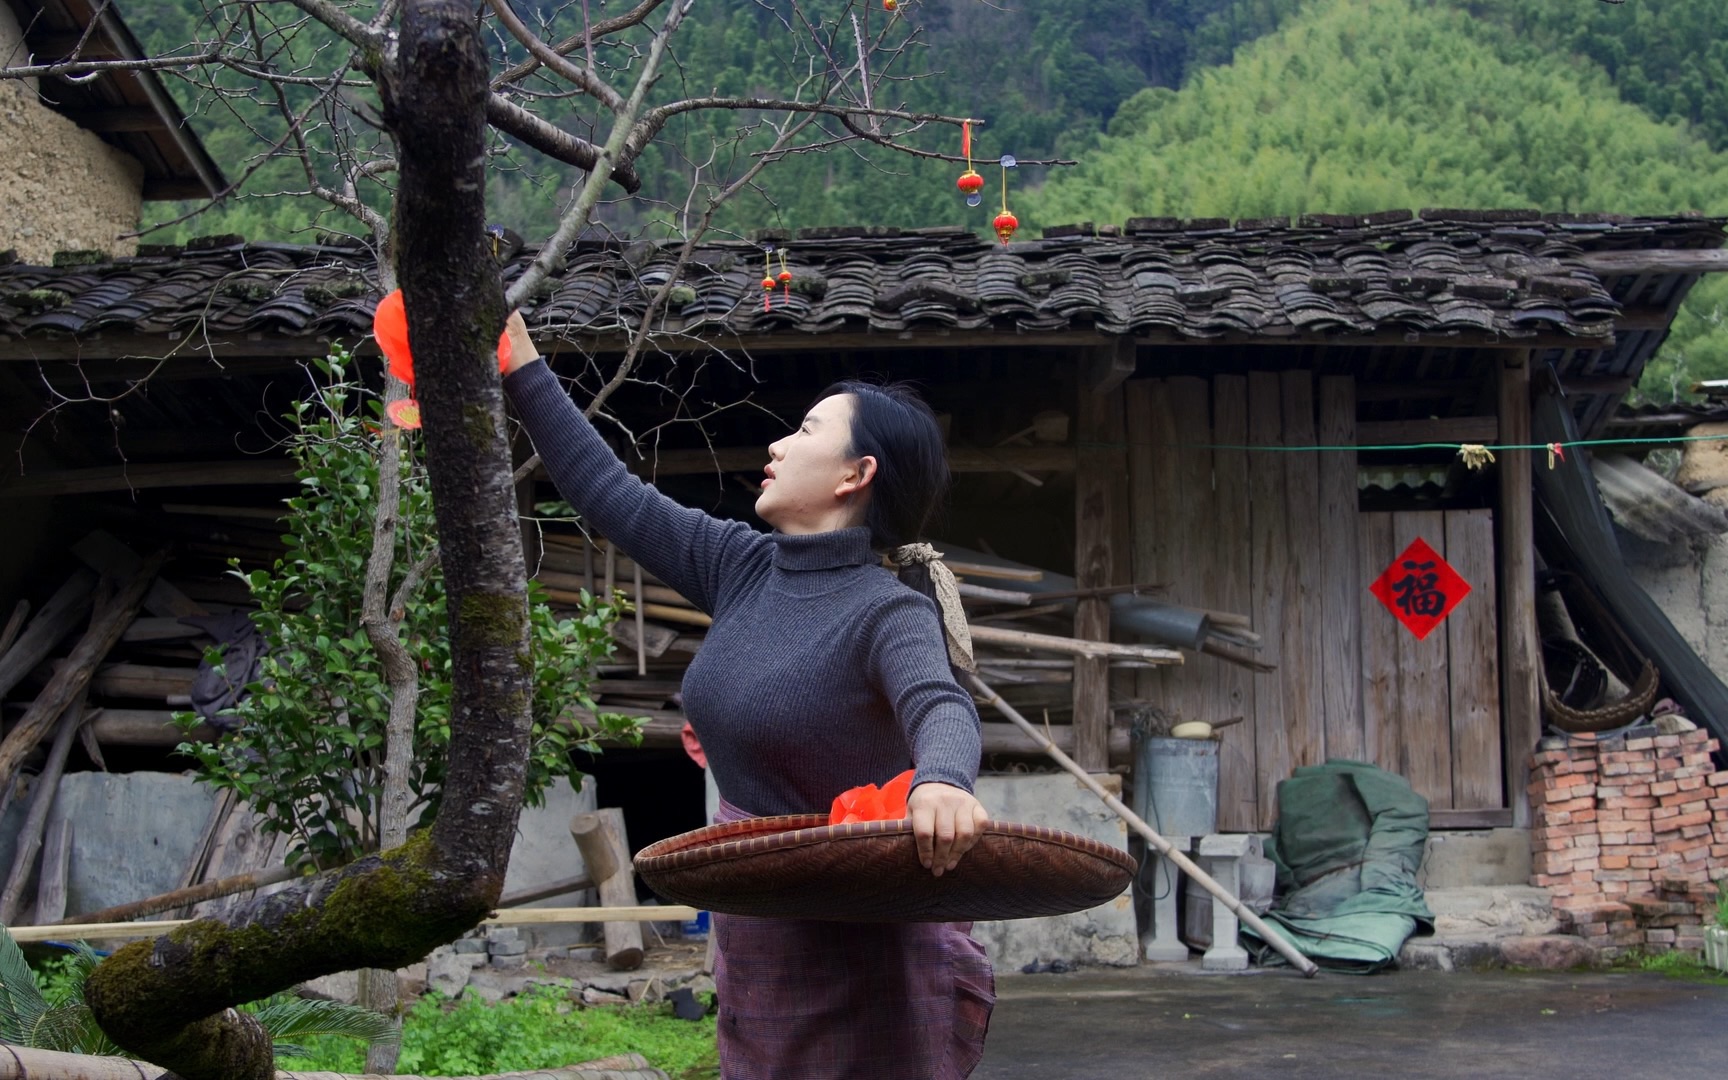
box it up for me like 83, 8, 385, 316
814, 380, 950, 552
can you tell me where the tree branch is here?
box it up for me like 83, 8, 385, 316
281, 0, 381, 52
0, 51, 220, 79
622, 96, 976, 167
485, 0, 623, 112
505, 0, 692, 308
490, 0, 667, 88
486, 93, 641, 192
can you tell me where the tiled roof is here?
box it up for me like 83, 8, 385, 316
0, 211, 1720, 346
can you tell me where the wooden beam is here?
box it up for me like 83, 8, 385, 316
59, 107, 162, 133
1072, 366, 1129, 772
29, 31, 122, 60
1429, 808, 1514, 830
1498, 351, 1541, 828
0, 459, 299, 497
1357, 416, 1498, 446
1576, 248, 1728, 277
594, 444, 1077, 478
1085, 338, 1137, 396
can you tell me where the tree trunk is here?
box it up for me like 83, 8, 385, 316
83, 6, 533, 1078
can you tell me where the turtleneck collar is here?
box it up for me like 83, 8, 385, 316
771, 526, 877, 571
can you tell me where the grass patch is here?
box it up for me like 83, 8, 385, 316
276, 984, 718, 1078
1625, 950, 1728, 985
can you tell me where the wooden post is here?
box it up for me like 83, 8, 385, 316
0, 569, 97, 701
34, 818, 72, 924
1074, 344, 1133, 772
569, 808, 642, 970
0, 551, 164, 799
1498, 352, 1541, 827
0, 695, 88, 924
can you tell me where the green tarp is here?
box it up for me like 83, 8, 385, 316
1243, 760, 1434, 973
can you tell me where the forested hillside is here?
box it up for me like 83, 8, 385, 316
121, 0, 1728, 396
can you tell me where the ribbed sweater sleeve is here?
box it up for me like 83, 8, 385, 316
504, 361, 764, 613
863, 589, 983, 793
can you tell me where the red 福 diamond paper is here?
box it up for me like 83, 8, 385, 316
1368, 537, 1471, 641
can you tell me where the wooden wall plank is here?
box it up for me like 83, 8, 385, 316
1278, 372, 1326, 774
1392, 510, 1454, 808
1317, 376, 1363, 762
1211, 374, 1258, 831
1073, 379, 1129, 772
1168, 375, 1219, 733
1124, 380, 1165, 725
1247, 372, 1290, 830
1446, 508, 1504, 810
1359, 513, 1400, 774
1498, 352, 1541, 827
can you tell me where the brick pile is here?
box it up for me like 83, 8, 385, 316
1528, 728, 1728, 959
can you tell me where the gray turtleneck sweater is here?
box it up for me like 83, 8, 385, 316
506, 362, 982, 817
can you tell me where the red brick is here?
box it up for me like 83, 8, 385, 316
1599, 855, 1630, 870
1601, 761, 1632, 777
1626, 830, 1655, 844
1708, 771, 1728, 787
1532, 873, 1575, 888
1550, 797, 1596, 814
1596, 868, 1654, 883
1676, 776, 1707, 792
1631, 856, 1661, 870
1682, 824, 1713, 840
1671, 810, 1715, 830
1620, 783, 1652, 797
1627, 738, 1657, 751
1572, 809, 1598, 824
1656, 734, 1682, 748
1653, 805, 1682, 821
1659, 791, 1709, 808
1599, 831, 1628, 846
1621, 809, 1654, 822
1650, 780, 1679, 797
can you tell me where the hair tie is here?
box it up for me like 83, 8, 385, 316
889, 543, 976, 673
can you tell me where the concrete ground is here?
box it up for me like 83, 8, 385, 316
973, 965, 1728, 1079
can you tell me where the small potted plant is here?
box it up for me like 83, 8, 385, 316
1706, 882, 1728, 973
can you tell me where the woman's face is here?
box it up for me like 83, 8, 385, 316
756, 393, 875, 534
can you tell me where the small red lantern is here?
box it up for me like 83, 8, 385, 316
957, 169, 983, 195
883, 0, 897, 10
993, 211, 1019, 245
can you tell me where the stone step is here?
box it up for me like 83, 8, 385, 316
1425, 885, 1560, 938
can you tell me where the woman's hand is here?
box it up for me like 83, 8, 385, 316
908, 781, 989, 878
503, 309, 541, 375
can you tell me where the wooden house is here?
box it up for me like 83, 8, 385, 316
0, 210, 1722, 852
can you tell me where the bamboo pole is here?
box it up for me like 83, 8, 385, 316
0, 1046, 671, 1080
967, 623, 1183, 663
6, 906, 701, 944
967, 673, 1319, 977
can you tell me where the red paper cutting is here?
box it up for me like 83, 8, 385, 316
829, 769, 915, 824
1368, 536, 1471, 641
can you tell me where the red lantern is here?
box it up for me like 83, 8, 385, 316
957, 169, 983, 195
883, 0, 897, 10
372, 289, 512, 391
993, 210, 1019, 245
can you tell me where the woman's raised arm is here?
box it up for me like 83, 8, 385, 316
501, 320, 764, 613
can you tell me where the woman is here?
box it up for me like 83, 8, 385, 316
501, 313, 995, 1079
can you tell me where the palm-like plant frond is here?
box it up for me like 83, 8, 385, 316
0, 922, 51, 1045
0, 929, 128, 1055
247, 994, 402, 1059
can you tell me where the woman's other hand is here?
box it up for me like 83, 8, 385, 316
503, 309, 541, 375
908, 782, 989, 877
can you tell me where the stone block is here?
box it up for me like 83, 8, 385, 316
45, 772, 222, 916
1497, 935, 1598, 970
499, 774, 600, 950
969, 773, 1138, 971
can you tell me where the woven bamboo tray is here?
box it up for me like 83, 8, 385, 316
634, 814, 1136, 922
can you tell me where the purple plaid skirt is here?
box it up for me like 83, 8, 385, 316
712, 797, 996, 1080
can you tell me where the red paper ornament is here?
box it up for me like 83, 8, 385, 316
371, 288, 512, 392
957, 169, 983, 195
993, 210, 1019, 245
